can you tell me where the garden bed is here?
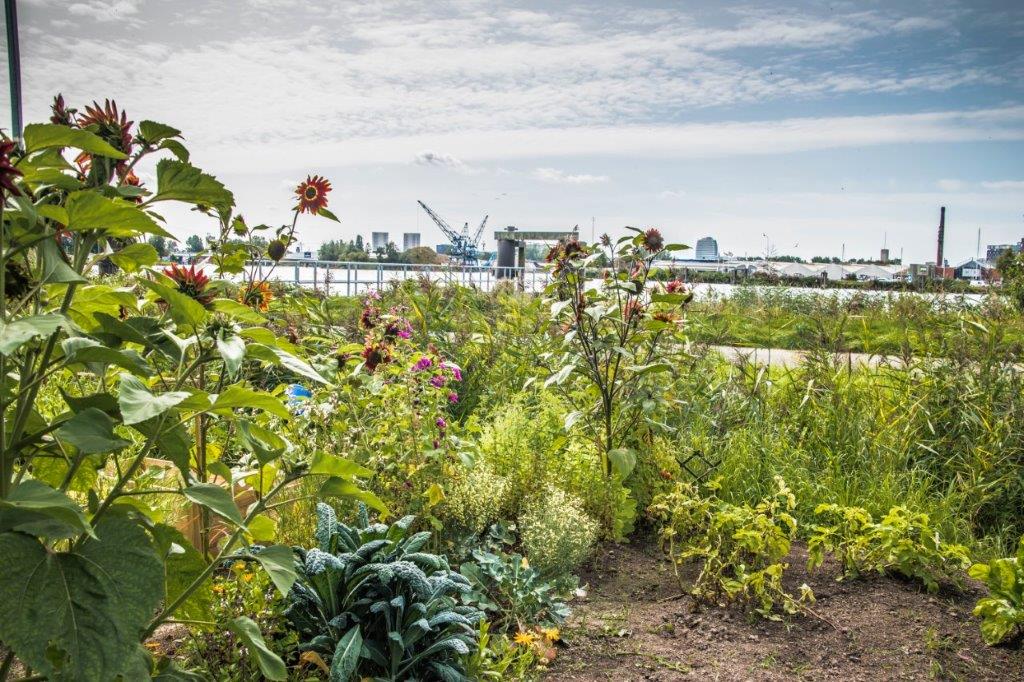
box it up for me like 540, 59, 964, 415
547, 538, 1023, 681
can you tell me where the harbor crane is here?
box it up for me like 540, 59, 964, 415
417, 200, 488, 263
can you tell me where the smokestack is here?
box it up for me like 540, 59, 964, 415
936, 206, 946, 266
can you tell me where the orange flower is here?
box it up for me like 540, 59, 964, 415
513, 631, 537, 647
238, 281, 273, 312
295, 175, 332, 214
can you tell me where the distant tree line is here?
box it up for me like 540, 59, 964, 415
318, 238, 441, 264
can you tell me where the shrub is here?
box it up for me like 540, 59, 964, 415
518, 486, 599, 579
649, 477, 813, 620
440, 461, 509, 539
284, 503, 483, 680
459, 525, 573, 632
808, 504, 972, 592
969, 536, 1024, 645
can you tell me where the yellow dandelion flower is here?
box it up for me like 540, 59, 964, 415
542, 627, 560, 642
243, 572, 255, 582
513, 631, 537, 647
520, 557, 529, 570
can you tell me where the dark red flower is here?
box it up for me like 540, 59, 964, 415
666, 279, 684, 294
0, 139, 23, 198
163, 263, 215, 307
643, 228, 664, 253
360, 305, 379, 330
362, 341, 391, 372
623, 299, 645, 321
49, 94, 77, 126
295, 175, 331, 214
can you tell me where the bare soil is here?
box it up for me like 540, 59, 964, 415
544, 538, 1024, 681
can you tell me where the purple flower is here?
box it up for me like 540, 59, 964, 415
448, 391, 459, 404
436, 417, 447, 429
398, 328, 412, 339
412, 356, 433, 372
430, 374, 446, 388
442, 361, 463, 382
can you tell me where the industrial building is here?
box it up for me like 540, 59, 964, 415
403, 232, 421, 251
986, 239, 1024, 263
694, 236, 719, 261
371, 232, 389, 251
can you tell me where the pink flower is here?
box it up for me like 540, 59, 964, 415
442, 361, 462, 381
397, 328, 412, 340
448, 391, 459, 403
436, 417, 447, 429
412, 356, 433, 372
430, 374, 445, 388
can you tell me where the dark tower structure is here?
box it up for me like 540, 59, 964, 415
936, 206, 946, 266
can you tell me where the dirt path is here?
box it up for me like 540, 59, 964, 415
545, 539, 1023, 681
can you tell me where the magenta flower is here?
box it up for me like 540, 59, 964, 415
398, 327, 412, 340
442, 361, 462, 381
430, 374, 446, 388
436, 417, 447, 429
412, 356, 433, 372
448, 391, 459, 403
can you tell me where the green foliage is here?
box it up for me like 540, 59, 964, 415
459, 524, 573, 632
439, 461, 509, 538
463, 620, 541, 681
997, 248, 1024, 312
284, 503, 483, 680
968, 536, 1024, 645
649, 477, 813, 620
808, 504, 972, 592
518, 486, 598, 579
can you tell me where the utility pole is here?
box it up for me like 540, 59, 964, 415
5, 0, 23, 140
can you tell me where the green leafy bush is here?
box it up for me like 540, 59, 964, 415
459, 524, 573, 632
649, 477, 813, 620
519, 486, 598, 579
284, 503, 482, 680
968, 537, 1024, 645
440, 461, 509, 539
808, 504, 971, 592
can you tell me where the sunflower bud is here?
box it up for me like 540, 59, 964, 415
268, 239, 287, 261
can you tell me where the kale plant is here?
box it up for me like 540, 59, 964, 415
284, 503, 483, 681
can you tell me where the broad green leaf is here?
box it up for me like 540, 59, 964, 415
544, 363, 574, 388
63, 337, 153, 376
159, 139, 190, 163
0, 479, 93, 539
608, 447, 637, 479
138, 120, 182, 144
320, 477, 388, 516
152, 524, 213, 624
309, 451, 372, 479
228, 616, 287, 681
210, 298, 265, 323
153, 658, 207, 681
330, 626, 362, 682
210, 384, 290, 420
0, 314, 69, 355
247, 513, 278, 543
246, 343, 330, 385
251, 545, 297, 596
0, 514, 164, 681
23, 122, 128, 159
153, 159, 234, 213
216, 332, 246, 378
238, 420, 289, 465
118, 374, 190, 425
110, 243, 159, 273
318, 207, 341, 223
65, 191, 171, 238
39, 238, 87, 283
138, 279, 209, 328
183, 483, 245, 528
54, 407, 131, 454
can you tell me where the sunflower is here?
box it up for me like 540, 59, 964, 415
295, 175, 332, 214
643, 228, 664, 253
163, 263, 215, 307
238, 281, 273, 312
0, 139, 23, 198
49, 93, 77, 126
77, 99, 133, 157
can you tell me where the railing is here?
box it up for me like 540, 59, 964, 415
249, 259, 552, 294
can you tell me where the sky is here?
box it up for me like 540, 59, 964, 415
2, 0, 1023, 264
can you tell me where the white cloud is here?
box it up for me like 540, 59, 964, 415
533, 168, 610, 184
937, 179, 967, 191
981, 180, 1024, 191
659, 189, 687, 199
67, 0, 141, 22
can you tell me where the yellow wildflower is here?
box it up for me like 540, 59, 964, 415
513, 631, 537, 647
542, 627, 560, 642
243, 572, 254, 582
520, 557, 529, 570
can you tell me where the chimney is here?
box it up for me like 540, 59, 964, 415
880, 248, 889, 264
936, 206, 945, 266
